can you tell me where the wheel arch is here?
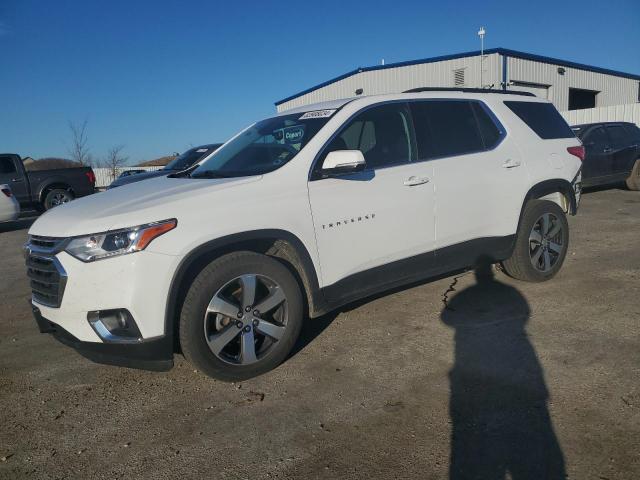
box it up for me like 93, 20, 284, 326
164, 229, 326, 352
38, 182, 75, 205
524, 179, 577, 216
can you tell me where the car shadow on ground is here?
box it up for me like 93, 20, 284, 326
288, 269, 467, 360
441, 260, 566, 480
0, 216, 37, 234
581, 181, 628, 194
287, 269, 464, 359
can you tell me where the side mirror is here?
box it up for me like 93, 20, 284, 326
321, 150, 366, 175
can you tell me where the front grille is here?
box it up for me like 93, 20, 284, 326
26, 254, 67, 308
29, 235, 66, 251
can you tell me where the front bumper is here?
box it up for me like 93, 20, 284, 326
32, 304, 173, 371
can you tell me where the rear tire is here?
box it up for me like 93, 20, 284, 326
626, 159, 640, 191
179, 251, 303, 381
43, 188, 74, 210
502, 200, 569, 282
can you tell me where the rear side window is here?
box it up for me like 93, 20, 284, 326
471, 103, 502, 149
410, 101, 485, 159
624, 124, 640, 143
606, 125, 628, 148
0, 156, 17, 174
504, 101, 574, 139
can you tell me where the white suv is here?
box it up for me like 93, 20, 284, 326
25, 89, 583, 380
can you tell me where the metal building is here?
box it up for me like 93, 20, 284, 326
275, 48, 640, 117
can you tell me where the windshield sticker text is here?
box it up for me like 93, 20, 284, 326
299, 109, 336, 120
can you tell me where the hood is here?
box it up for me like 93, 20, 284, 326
108, 169, 171, 188
29, 175, 261, 237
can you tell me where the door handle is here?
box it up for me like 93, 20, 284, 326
502, 159, 521, 168
403, 176, 430, 186
11, 177, 24, 182
603, 147, 613, 153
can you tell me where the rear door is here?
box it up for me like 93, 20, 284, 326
411, 100, 528, 259
606, 125, 637, 174
0, 155, 29, 205
581, 126, 614, 181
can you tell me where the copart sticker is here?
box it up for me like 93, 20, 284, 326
299, 109, 336, 120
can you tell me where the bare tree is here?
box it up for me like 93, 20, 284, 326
68, 119, 92, 165
102, 145, 129, 182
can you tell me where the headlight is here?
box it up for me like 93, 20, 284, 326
65, 219, 177, 262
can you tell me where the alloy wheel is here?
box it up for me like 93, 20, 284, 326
50, 192, 71, 207
529, 213, 564, 272
203, 274, 288, 365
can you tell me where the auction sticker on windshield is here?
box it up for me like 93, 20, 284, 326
299, 109, 336, 120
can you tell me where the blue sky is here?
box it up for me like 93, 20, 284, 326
2, 0, 639, 164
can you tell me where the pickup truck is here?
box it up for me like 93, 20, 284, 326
0, 154, 96, 210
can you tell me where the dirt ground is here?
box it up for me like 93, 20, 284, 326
1, 187, 639, 480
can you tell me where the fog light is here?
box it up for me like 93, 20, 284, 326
88, 309, 142, 343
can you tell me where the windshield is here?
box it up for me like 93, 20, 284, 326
164, 145, 220, 171
191, 112, 333, 178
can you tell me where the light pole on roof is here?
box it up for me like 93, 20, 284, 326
478, 26, 486, 88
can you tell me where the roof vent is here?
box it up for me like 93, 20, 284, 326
453, 68, 466, 86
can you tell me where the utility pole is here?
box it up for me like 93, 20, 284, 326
478, 26, 486, 88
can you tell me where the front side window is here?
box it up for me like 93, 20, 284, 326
410, 101, 486, 159
192, 113, 331, 178
0, 156, 17, 174
583, 127, 609, 149
322, 103, 415, 170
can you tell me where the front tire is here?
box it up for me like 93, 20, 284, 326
626, 159, 640, 191
502, 200, 569, 282
179, 251, 303, 381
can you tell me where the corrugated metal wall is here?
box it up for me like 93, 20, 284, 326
276, 52, 639, 115
276, 54, 502, 112
560, 103, 640, 127
507, 57, 638, 111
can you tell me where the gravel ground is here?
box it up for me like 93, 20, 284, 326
1, 188, 639, 480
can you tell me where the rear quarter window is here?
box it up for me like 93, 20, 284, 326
504, 101, 575, 140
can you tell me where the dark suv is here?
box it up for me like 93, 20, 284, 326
108, 143, 222, 189
571, 122, 640, 190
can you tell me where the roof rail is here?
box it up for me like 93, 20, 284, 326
403, 87, 535, 97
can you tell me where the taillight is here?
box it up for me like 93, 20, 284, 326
1, 188, 12, 198
567, 146, 585, 162
85, 171, 96, 185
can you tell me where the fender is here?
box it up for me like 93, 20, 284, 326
163, 229, 326, 351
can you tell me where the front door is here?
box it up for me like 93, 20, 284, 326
308, 103, 435, 297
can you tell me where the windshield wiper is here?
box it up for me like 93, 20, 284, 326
190, 170, 232, 179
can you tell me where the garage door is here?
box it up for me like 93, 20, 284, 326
509, 81, 549, 99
